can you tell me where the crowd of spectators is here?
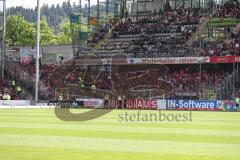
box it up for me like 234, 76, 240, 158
91, 0, 240, 58
76, 0, 240, 58
4, 57, 56, 100
87, 19, 118, 47
200, 29, 240, 56
63, 67, 111, 90
3, 53, 235, 100
213, 0, 240, 19
200, 34, 240, 57
96, 7, 203, 58
0, 78, 21, 100
55, 67, 170, 98
113, 8, 201, 36
199, 0, 240, 56
164, 68, 230, 95
49, 64, 231, 99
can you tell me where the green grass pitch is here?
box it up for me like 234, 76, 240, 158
0, 109, 239, 160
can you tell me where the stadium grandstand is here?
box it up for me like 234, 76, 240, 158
0, 0, 239, 102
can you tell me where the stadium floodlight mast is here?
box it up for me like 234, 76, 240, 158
35, 0, 40, 101
1, 0, 6, 79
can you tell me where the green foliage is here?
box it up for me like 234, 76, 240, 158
6, 15, 35, 46
7, 1, 116, 34
57, 20, 72, 44
6, 6, 116, 46
6, 1, 118, 46
6, 15, 72, 46
39, 18, 58, 45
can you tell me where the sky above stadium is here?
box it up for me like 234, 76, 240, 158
7, 0, 98, 8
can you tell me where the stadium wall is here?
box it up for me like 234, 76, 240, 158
6, 44, 74, 64
0, 99, 238, 112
